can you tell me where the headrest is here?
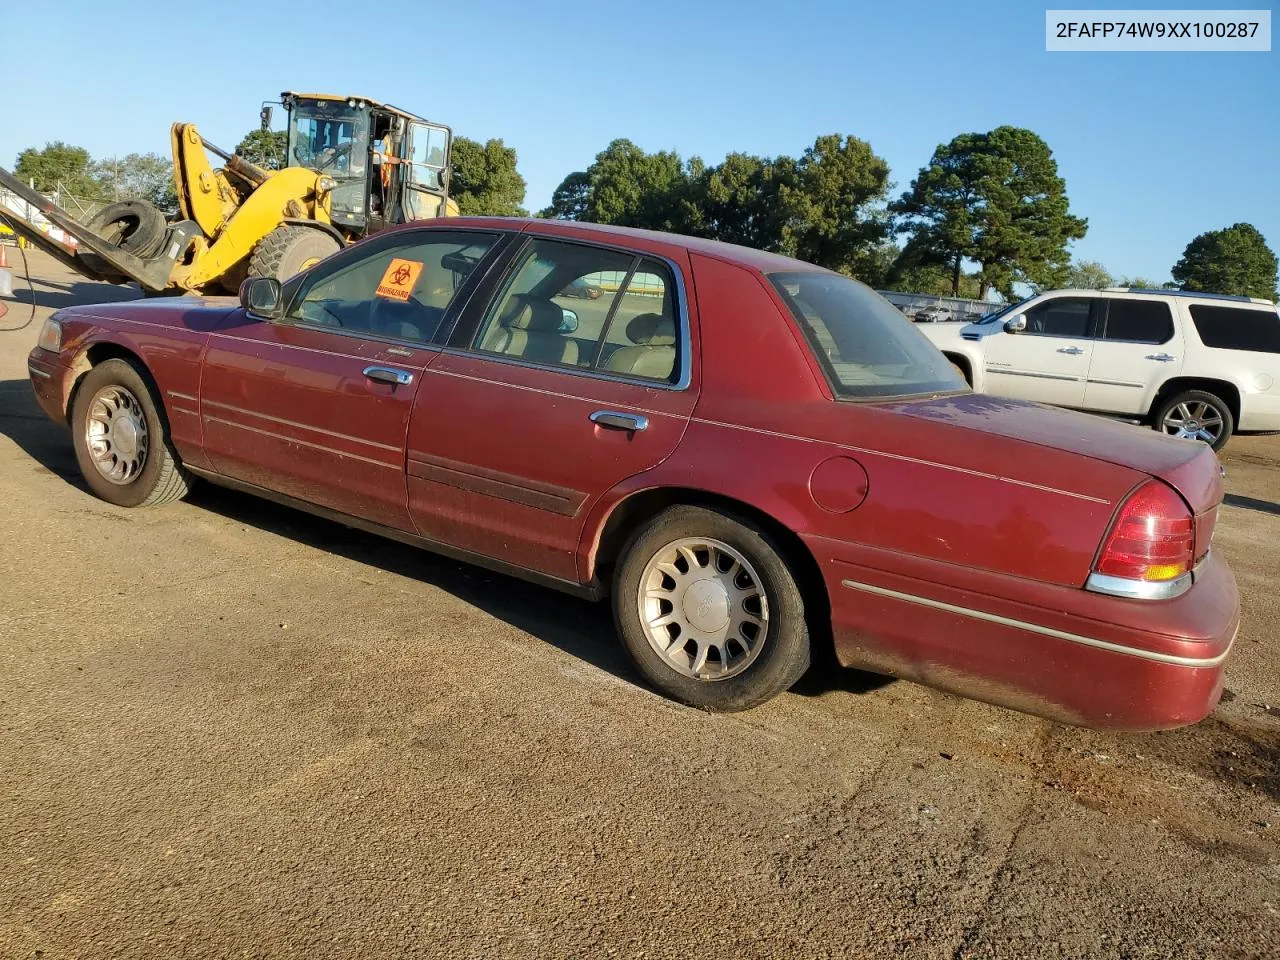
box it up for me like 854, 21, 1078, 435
626, 312, 676, 346
500, 295, 566, 332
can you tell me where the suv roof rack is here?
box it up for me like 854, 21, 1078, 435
1101, 286, 1275, 306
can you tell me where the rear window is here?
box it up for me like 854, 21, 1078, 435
769, 272, 966, 398
1103, 299, 1174, 343
1188, 304, 1280, 353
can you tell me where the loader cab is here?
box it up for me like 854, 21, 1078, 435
281, 92, 452, 238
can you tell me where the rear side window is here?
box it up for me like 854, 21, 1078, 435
1102, 299, 1174, 343
770, 272, 965, 398
1188, 304, 1280, 353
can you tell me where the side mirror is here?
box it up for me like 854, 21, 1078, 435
260, 105, 273, 131
559, 308, 579, 334
1004, 314, 1027, 333
240, 277, 282, 319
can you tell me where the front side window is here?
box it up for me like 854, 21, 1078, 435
770, 271, 965, 398
1102, 299, 1174, 343
1022, 297, 1093, 337
472, 238, 679, 382
288, 232, 498, 344
1188, 304, 1280, 353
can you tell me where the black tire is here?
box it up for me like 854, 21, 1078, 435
69, 358, 193, 508
248, 226, 341, 282
1152, 389, 1234, 451
84, 201, 168, 259
612, 505, 811, 712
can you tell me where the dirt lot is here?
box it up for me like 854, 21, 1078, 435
1, 250, 1277, 959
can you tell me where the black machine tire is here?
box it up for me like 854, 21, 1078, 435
612, 505, 811, 712
248, 226, 341, 283
84, 201, 168, 259
69, 358, 193, 508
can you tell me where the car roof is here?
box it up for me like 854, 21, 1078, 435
404, 216, 832, 277
1046, 287, 1277, 308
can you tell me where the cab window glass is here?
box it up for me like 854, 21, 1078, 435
1024, 297, 1092, 337
289, 233, 498, 344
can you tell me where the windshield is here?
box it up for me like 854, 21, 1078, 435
770, 272, 967, 398
287, 101, 370, 178
976, 297, 1030, 324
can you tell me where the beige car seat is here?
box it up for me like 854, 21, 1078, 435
484, 295, 578, 366
603, 312, 677, 380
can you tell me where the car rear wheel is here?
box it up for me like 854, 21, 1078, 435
612, 505, 811, 711
70, 359, 193, 508
1153, 389, 1234, 451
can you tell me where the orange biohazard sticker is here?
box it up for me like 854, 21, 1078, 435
375, 258, 424, 301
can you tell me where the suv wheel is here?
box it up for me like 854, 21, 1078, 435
1153, 389, 1234, 451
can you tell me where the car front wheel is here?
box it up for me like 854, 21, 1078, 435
70, 358, 193, 508
612, 505, 811, 711
1153, 389, 1234, 451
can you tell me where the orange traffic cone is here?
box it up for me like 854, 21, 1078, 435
0, 244, 7, 269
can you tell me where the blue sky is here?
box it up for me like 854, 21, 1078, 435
5, 0, 1277, 283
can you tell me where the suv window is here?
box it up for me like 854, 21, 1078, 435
1023, 297, 1092, 337
473, 238, 679, 382
1188, 304, 1280, 353
770, 272, 965, 398
1103, 299, 1174, 343
289, 232, 499, 343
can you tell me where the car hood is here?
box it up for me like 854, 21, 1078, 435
59, 295, 240, 332
885, 392, 1223, 514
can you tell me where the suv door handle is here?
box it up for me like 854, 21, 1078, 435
363, 366, 414, 385
590, 410, 649, 432
1146, 353, 1177, 362
1057, 346, 1085, 355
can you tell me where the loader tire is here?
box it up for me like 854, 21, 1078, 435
85, 201, 168, 259
248, 226, 341, 283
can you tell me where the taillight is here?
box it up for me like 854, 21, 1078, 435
1089, 480, 1194, 598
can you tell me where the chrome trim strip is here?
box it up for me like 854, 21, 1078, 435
201, 399, 402, 452
169, 406, 199, 417
689, 418, 1110, 505
27, 364, 52, 380
429, 367, 678, 419
167, 390, 198, 402
1085, 571, 1192, 600
986, 369, 1081, 382
210, 332, 433, 366
1086, 378, 1144, 389
202, 415, 400, 469
840, 579, 1232, 668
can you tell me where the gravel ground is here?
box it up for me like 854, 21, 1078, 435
1, 250, 1277, 959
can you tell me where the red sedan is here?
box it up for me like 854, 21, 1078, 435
26, 218, 1238, 729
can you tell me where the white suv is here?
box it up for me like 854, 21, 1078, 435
920, 287, 1280, 450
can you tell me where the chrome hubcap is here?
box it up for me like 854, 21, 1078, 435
637, 537, 769, 681
85, 385, 149, 484
1162, 401, 1224, 444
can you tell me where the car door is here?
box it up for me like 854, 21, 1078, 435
980, 295, 1099, 407
1082, 296, 1182, 414
404, 234, 699, 583
200, 228, 506, 531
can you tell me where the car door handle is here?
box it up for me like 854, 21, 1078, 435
1057, 346, 1085, 355
590, 410, 649, 432
1146, 353, 1177, 362
363, 366, 414, 385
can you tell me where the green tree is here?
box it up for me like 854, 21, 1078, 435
1171, 223, 1278, 301
235, 129, 287, 170
694, 152, 791, 249
779, 134, 891, 278
14, 141, 104, 199
448, 136, 528, 216
1116, 276, 1175, 290
581, 139, 701, 232
892, 126, 1087, 300
540, 171, 591, 220
94, 152, 177, 209
1066, 260, 1114, 289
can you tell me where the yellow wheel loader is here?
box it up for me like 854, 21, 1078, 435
0, 92, 458, 295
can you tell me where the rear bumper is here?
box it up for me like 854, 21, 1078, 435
811, 539, 1238, 731
1238, 391, 1280, 432
27, 348, 74, 424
